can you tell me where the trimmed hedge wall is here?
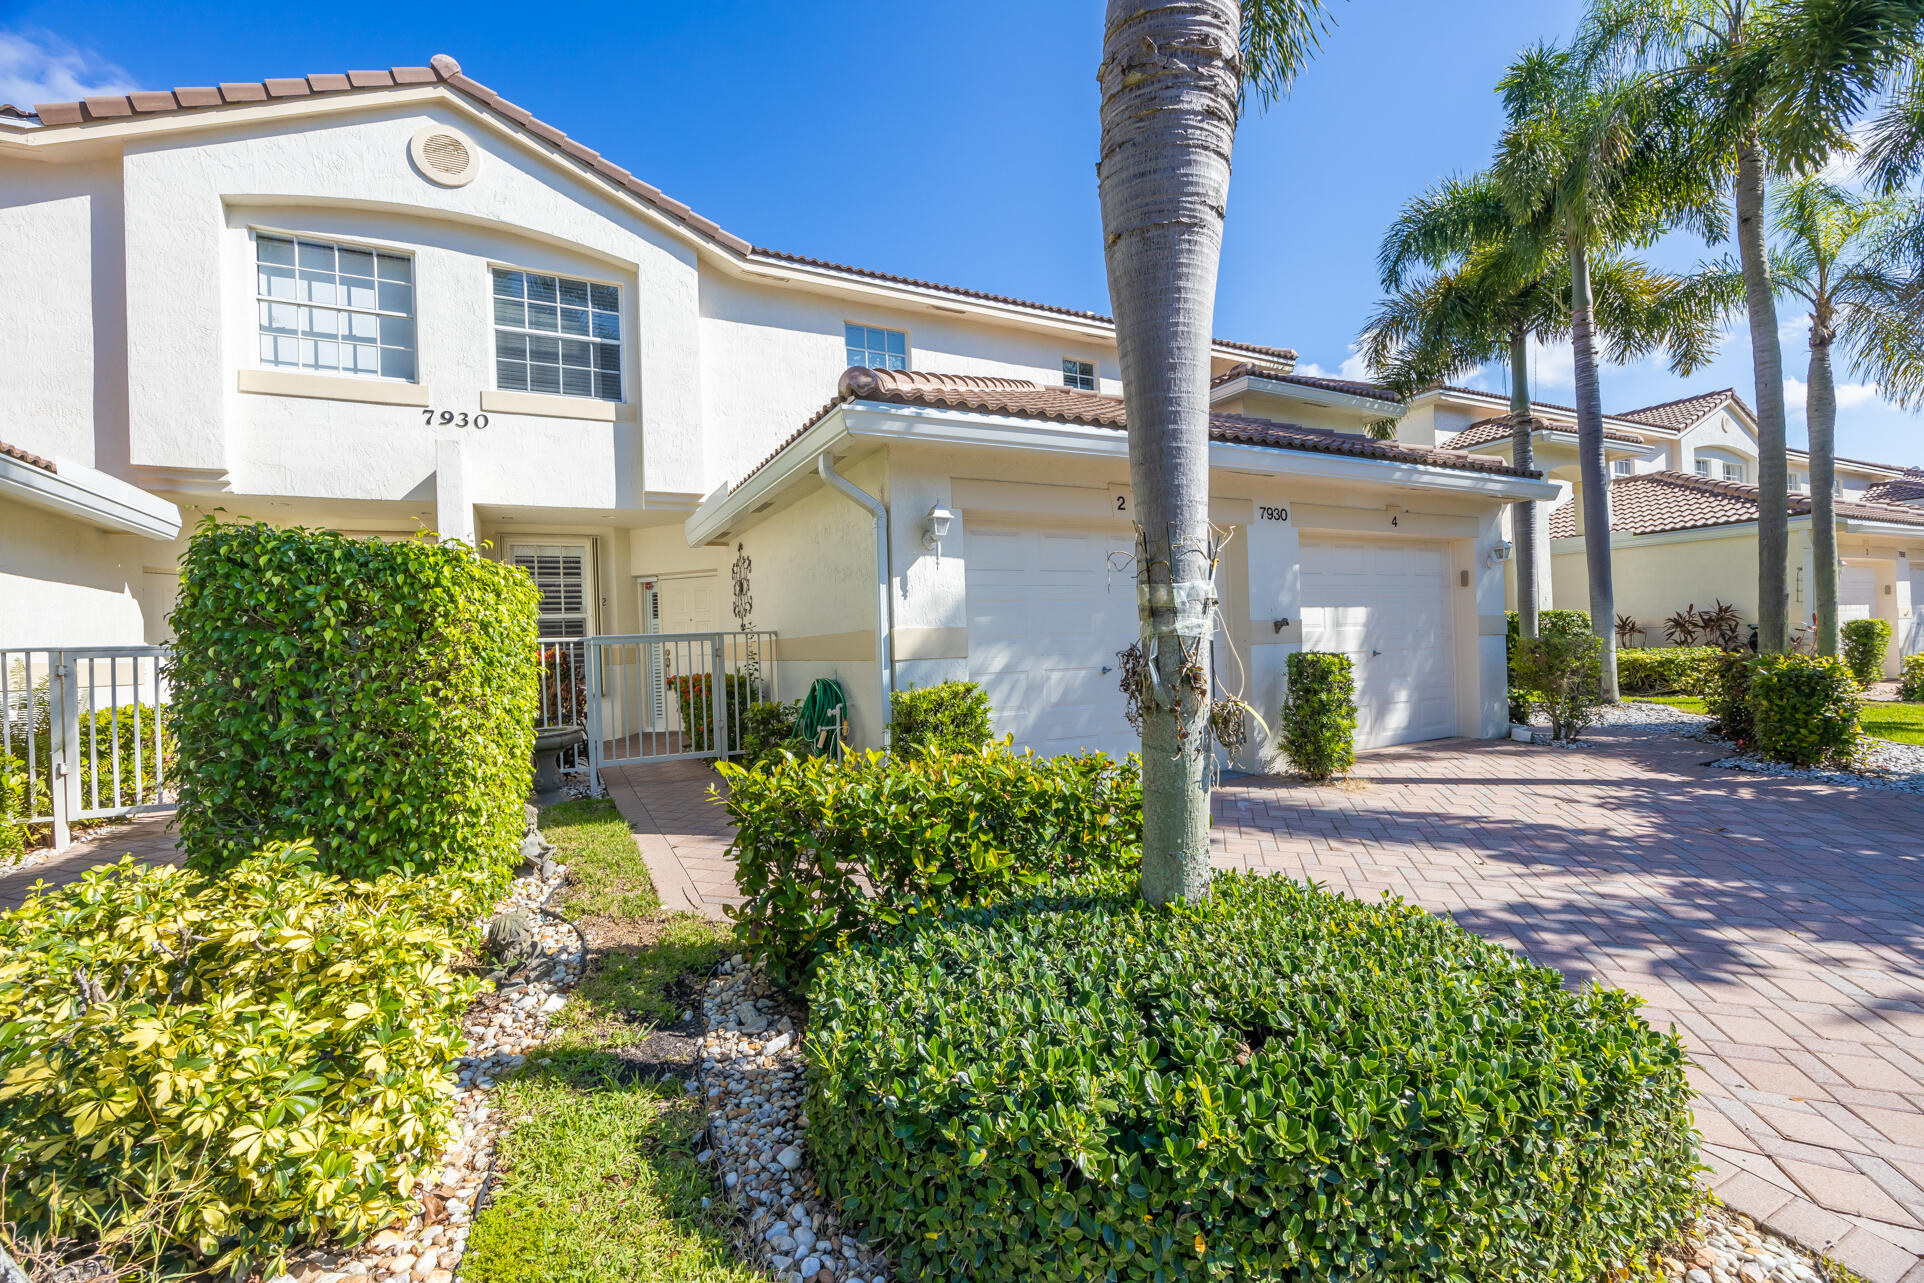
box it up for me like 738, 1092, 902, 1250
1617, 647, 1722, 696
888, 681, 994, 758
716, 747, 1140, 986
168, 520, 540, 882
1279, 651, 1354, 779
808, 875, 1702, 1283
1841, 618, 1893, 687
1751, 654, 1861, 766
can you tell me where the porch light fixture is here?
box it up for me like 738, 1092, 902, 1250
1488, 541, 1512, 564
924, 503, 956, 561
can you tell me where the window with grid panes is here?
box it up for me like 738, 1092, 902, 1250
510, 543, 590, 637
1063, 358, 1096, 390
844, 323, 908, 370
256, 234, 416, 380
493, 269, 622, 400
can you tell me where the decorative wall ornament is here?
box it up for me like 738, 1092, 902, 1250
731, 543, 753, 629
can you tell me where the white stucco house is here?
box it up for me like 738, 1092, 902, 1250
1401, 385, 1924, 670
0, 55, 1558, 765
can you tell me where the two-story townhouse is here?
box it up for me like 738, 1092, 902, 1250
0, 55, 1558, 764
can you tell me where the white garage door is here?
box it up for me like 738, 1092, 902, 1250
965, 524, 1140, 758
1300, 536, 1457, 750
1840, 565, 1876, 623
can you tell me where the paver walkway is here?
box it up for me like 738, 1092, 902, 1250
0, 811, 182, 912
609, 728, 1924, 1282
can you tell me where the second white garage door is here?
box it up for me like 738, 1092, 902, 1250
1300, 536, 1457, 750
964, 523, 1140, 758
1839, 564, 1876, 623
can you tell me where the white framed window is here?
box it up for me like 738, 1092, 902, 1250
1723, 461, 1747, 483
1063, 358, 1097, 391
845, 323, 908, 370
493, 268, 622, 401
1835, 479, 1845, 497
1790, 471, 1807, 491
1694, 458, 1714, 477
1612, 459, 1634, 477
511, 543, 591, 637
256, 233, 416, 380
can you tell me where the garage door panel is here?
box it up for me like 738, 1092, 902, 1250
1300, 535, 1456, 751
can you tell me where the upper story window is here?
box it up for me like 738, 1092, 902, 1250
1612, 459, 1634, 477
1790, 471, 1807, 491
1722, 461, 1747, 483
845, 323, 908, 370
257, 234, 416, 380
1694, 459, 1714, 477
1063, 358, 1097, 391
493, 269, 622, 401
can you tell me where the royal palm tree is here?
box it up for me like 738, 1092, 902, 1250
1493, 46, 1730, 700
1097, 0, 1336, 905
1770, 176, 1924, 653
1364, 172, 1735, 643
1580, 0, 1924, 652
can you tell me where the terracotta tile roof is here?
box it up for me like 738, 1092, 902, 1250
1209, 361, 1397, 402
1614, 388, 1744, 431
1862, 470, 1924, 503
1443, 414, 1646, 451
731, 367, 1536, 495
0, 104, 36, 121
21, 57, 1296, 362
0, 440, 56, 472
1548, 470, 1924, 539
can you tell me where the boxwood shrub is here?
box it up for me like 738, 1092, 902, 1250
1704, 650, 1757, 747
1279, 652, 1354, 779
1899, 653, 1924, 702
717, 746, 1140, 986
1751, 653, 1861, 766
1617, 646, 1722, 696
889, 680, 994, 757
0, 843, 488, 1276
809, 874, 1701, 1283
168, 519, 540, 882
1841, 617, 1893, 687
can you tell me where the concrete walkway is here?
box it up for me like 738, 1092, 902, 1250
0, 811, 182, 912
605, 730, 1924, 1282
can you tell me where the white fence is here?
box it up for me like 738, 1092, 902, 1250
583, 630, 777, 776
2, 646, 174, 849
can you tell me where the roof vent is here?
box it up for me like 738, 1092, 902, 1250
409, 125, 478, 187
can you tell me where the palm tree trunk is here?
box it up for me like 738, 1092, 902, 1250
1808, 317, 1839, 655
1569, 237, 1619, 701
1097, 0, 1239, 906
1509, 325, 1539, 640
1737, 137, 1790, 651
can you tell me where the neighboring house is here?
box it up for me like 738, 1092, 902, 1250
0, 55, 1554, 763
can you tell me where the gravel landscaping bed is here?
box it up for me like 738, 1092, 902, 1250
1595, 699, 1924, 793
1663, 1207, 1828, 1283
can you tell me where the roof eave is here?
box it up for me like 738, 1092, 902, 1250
1220, 374, 1404, 417
1, 453, 181, 539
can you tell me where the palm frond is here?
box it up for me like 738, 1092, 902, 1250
1241, 0, 1343, 105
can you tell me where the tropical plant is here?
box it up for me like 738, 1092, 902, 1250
1898, 651, 1924, 701
1697, 598, 1744, 649
1494, 46, 1733, 703
1279, 651, 1355, 779
1705, 649, 1759, 745
1841, 616, 1895, 685
887, 681, 994, 757
1513, 630, 1606, 741
1664, 605, 1703, 645
1616, 612, 1642, 645
1580, 0, 1924, 653
1096, 0, 1336, 905
739, 698, 801, 768
1771, 177, 1924, 654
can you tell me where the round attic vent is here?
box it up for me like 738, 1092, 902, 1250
409, 125, 478, 187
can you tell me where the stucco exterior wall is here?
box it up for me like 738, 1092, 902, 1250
0, 497, 164, 646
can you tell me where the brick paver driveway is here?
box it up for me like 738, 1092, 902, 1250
1214, 727, 1924, 1283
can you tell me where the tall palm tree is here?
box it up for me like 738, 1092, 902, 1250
1493, 46, 1729, 700
1364, 173, 1736, 642
1097, 0, 1335, 906
1580, 0, 1924, 652
1770, 177, 1924, 653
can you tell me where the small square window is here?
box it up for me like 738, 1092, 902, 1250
1723, 461, 1747, 483
1612, 459, 1633, 477
1694, 459, 1714, 477
1063, 358, 1096, 391
845, 322, 909, 370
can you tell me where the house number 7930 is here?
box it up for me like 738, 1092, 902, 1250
1258, 504, 1289, 522
422, 410, 490, 428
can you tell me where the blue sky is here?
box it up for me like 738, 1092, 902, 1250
3, 0, 1917, 465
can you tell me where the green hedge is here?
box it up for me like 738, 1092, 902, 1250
1507, 610, 1593, 718
1704, 651, 1756, 746
808, 875, 1702, 1283
1513, 631, 1603, 742
1617, 647, 1722, 695
167, 520, 539, 882
1752, 654, 1860, 766
740, 698, 801, 768
716, 746, 1141, 986
0, 843, 490, 1276
1899, 653, 1924, 702
1841, 618, 1893, 686
1279, 651, 1354, 779
889, 680, 993, 757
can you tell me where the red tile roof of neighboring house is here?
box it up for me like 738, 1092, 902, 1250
730, 367, 1536, 495
22, 56, 1296, 362
1443, 414, 1646, 451
0, 440, 56, 472
1548, 470, 1924, 538
1862, 468, 1924, 504
1614, 388, 1745, 431
1210, 361, 1399, 402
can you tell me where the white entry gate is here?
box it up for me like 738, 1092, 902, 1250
583, 630, 776, 778
2, 646, 175, 850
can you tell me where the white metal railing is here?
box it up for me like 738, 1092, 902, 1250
2, 645, 174, 849
584, 630, 776, 776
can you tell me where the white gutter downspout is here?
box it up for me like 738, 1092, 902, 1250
816, 453, 893, 744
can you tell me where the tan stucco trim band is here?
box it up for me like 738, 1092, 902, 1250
893, 627, 969, 662
771, 630, 876, 663
237, 368, 431, 406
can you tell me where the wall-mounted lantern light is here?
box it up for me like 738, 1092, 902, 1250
924, 503, 956, 562
1487, 541, 1512, 568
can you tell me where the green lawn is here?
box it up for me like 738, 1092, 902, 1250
461, 801, 749, 1283
1637, 694, 1707, 714
1632, 694, 1924, 745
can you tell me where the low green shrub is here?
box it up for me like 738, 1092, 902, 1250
0, 760, 27, 861
1898, 653, 1924, 702
717, 746, 1141, 986
1617, 646, 1722, 695
1703, 650, 1757, 746
2, 704, 175, 853
1841, 617, 1893, 686
889, 680, 993, 757
1512, 630, 1603, 741
740, 698, 801, 767
0, 843, 485, 1276
1279, 651, 1355, 779
168, 520, 540, 884
1751, 653, 1861, 766
1507, 610, 1594, 713
808, 874, 1703, 1283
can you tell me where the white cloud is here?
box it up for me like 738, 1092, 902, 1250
1295, 343, 1375, 383
1784, 376, 1884, 414
0, 29, 132, 109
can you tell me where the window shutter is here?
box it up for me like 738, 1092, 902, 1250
511, 544, 589, 637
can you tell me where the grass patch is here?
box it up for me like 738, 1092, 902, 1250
1639, 695, 1708, 714
1859, 701, 1924, 745
550, 915, 735, 1043
541, 798, 660, 918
